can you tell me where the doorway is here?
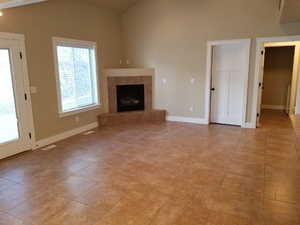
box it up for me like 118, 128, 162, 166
205, 39, 251, 127
0, 33, 34, 159
253, 36, 300, 128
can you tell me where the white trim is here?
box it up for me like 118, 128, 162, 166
167, 116, 209, 124
261, 105, 286, 110
0, 0, 47, 9
252, 35, 300, 127
296, 68, 300, 114
52, 37, 101, 117
264, 42, 300, 47
104, 68, 155, 77
0, 32, 25, 40
205, 38, 251, 128
243, 122, 256, 129
59, 104, 101, 118
19, 35, 36, 149
33, 122, 98, 149
53, 37, 97, 49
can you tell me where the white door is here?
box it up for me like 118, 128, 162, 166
0, 37, 32, 159
210, 43, 247, 126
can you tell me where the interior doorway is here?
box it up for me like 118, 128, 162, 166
254, 36, 300, 128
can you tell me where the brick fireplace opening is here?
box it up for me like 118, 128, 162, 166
117, 84, 145, 112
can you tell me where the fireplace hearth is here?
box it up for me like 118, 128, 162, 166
117, 84, 145, 112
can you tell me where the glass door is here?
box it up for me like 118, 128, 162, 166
0, 38, 32, 159
0, 49, 20, 144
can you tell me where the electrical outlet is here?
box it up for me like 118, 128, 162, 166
162, 78, 167, 84
189, 106, 194, 112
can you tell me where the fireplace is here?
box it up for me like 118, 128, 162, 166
107, 76, 152, 113
98, 69, 166, 126
117, 84, 145, 112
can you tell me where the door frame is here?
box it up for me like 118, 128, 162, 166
205, 39, 251, 128
0, 32, 35, 152
252, 35, 300, 127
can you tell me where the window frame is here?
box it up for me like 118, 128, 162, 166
52, 37, 101, 118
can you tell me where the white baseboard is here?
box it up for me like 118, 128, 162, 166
167, 116, 209, 124
243, 122, 256, 128
33, 122, 98, 150
262, 105, 285, 110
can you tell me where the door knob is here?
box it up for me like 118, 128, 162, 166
211, 88, 215, 91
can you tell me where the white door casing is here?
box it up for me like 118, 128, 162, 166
256, 48, 266, 127
253, 35, 300, 127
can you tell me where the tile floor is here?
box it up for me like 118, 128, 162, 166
0, 110, 299, 225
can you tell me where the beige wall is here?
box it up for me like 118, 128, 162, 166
2, 0, 300, 142
262, 46, 294, 108
0, 0, 122, 140
121, 0, 300, 122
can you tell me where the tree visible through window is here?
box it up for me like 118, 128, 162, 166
54, 39, 99, 114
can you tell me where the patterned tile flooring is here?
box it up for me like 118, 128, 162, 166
0, 110, 299, 225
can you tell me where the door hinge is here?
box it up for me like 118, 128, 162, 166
24, 93, 27, 101
29, 132, 32, 139
259, 82, 262, 88
261, 50, 264, 55
20, 52, 23, 59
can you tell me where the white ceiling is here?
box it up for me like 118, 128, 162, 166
280, 0, 300, 24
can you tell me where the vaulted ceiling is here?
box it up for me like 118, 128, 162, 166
2, 0, 299, 20
280, 0, 300, 24
0, 0, 141, 12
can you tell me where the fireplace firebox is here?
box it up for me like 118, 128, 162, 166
117, 84, 145, 112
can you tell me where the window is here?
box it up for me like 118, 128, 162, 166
53, 37, 100, 116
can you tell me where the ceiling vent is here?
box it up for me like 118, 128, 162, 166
0, 0, 47, 9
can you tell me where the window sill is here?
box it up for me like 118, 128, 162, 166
59, 104, 101, 118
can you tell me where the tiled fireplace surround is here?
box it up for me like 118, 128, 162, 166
98, 69, 166, 126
